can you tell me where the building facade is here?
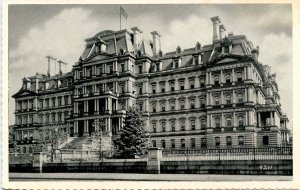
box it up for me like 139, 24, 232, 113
12, 16, 290, 153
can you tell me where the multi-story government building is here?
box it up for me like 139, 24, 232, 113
11, 16, 291, 153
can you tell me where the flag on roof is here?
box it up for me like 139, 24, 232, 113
120, 6, 128, 19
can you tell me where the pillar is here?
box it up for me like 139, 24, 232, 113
258, 113, 261, 127
220, 70, 224, 84
210, 16, 221, 41
84, 120, 88, 134
221, 91, 224, 105
232, 68, 235, 83
74, 121, 78, 134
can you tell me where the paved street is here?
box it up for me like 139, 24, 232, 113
10, 173, 292, 181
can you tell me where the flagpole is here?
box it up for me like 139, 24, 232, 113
120, 5, 122, 30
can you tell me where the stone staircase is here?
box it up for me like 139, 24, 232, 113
62, 136, 94, 150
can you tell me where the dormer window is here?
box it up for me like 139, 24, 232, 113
119, 48, 125, 55
158, 50, 163, 57
195, 41, 201, 50
156, 63, 160, 71
176, 45, 182, 54
137, 50, 142, 57
138, 65, 142, 73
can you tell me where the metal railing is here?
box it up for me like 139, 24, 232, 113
162, 146, 292, 161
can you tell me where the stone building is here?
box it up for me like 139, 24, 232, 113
11, 16, 290, 152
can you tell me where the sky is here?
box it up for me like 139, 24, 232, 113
8, 4, 293, 127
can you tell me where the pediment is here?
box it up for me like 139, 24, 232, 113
85, 53, 113, 62
216, 57, 238, 64
12, 89, 36, 98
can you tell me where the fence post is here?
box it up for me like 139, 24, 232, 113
147, 147, 162, 174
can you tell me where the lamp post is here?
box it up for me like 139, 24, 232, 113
93, 118, 106, 162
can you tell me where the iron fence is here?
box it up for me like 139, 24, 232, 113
162, 146, 292, 161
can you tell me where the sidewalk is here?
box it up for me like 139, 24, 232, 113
10, 173, 292, 181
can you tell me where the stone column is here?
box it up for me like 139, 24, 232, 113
232, 68, 235, 83
74, 121, 78, 135
84, 120, 88, 135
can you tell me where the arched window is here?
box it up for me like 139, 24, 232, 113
226, 136, 232, 146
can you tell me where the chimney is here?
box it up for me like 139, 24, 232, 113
151, 31, 161, 56
210, 16, 222, 41
219, 24, 226, 39
131, 27, 143, 50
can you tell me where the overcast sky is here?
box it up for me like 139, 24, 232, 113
8, 4, 292, 127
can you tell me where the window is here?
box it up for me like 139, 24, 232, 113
181, 121, 185, 131
138, 65, 142, 73
201, 138, 207, 148
139, 86, 143, 94
51, 113, 56, 122
139, 103, 143, 112
152, 85, 156, 94
29, 114, 33, 124
170, 83, 175, 91
226, 136, 232, 146
109, 66, 113, 73
225, 75, 231, 84
64, 96, 69, 105
171, 121, 176, 131
200, 98, 206, 108
200, 78, 205, 87
29, 147, 32, 153
181, 139, 185, 148
156, 64, 160, 71
51, 98, 56, 107
161, 86, 165, 93
161, 123, 166, 132
226, 118, 232, 127
191, 138, 196, 148
58, 97, 62, 106
153, 124, 156, 133
263, 136, 269, 146
215, 118, 220, 128
201, 119, 206, 129
152, 140, 156, 147
120, 85, 125, 93
161, 140, 166, 148
238, 116, 244, 126
237, 93, 243, 103
214, 76, 220, 85
237, 72, 243, 82
121, 64, 125, 72
152, 104, 156, 113
190, 100, 195, 109
180, 101, 185, 110
214, 96, 220, 105
238, 136, 244, 146
99, 67, 103, 75
226, 94, 231, 104
191, 120, 195, 130
170, 102, 175, 110
215, 137, 220, 147
23, 147, 26, 153
161, 103, 165, 112
171, 139, 175, 149
190, 80, 195, 89
180, 82, 185, 90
